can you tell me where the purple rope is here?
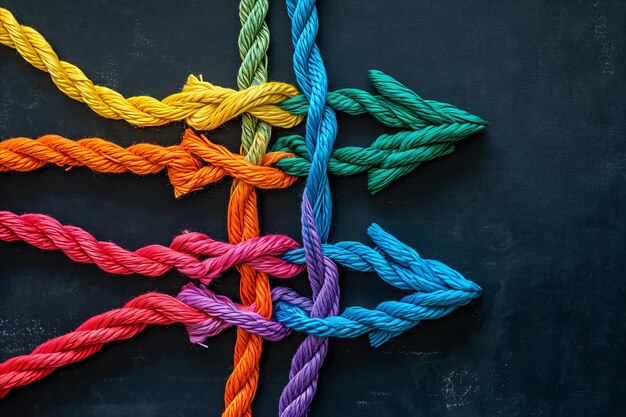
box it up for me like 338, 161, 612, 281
279, 196, 340, 416
278, 0, 340, 415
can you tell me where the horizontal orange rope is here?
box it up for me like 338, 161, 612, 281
0, 130, 296, 197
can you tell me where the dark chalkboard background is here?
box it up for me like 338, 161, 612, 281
1, 1, 624, 416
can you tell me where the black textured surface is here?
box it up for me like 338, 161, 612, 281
1, 1, 625, 416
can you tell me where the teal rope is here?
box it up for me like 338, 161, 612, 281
281, 70, 488, 128
274, 71, 488, 193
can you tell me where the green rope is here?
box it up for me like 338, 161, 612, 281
237, 0, 271, 164
281, 70, 488, 129
273, 71, 488, 193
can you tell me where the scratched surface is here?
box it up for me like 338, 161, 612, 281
0, 0, 625, 416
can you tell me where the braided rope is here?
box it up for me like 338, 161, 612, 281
223, 1, 274, 415
0, 211, 475, 295
279, 1, 340, 416
0, 130, 295, 197
0, 8, 486, 133
0, 236, 480, 399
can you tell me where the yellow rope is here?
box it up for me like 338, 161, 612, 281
0, 7, 304, 130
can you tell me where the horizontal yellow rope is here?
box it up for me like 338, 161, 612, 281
0, 7, 303, 130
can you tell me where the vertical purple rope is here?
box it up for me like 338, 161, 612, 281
279, 197, 339, 416
279, 0, 340, 415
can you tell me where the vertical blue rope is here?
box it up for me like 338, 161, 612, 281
279, 0, 340, 416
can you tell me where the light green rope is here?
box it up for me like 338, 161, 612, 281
238, 0, 271, 164
223, 0, 273, 415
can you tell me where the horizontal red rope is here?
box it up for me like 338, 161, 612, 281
0, 211, 303, 282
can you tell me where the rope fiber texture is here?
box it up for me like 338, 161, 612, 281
0, 4, 487, 196
0, 225, 480, 399
0, 3, 489, 412
279, 1, 340, 416
223, 1, 274, 416
1, 105, 485, 196
0, 210, 477, 295
277, 70, 488, 194
0, 7, 300, 130
0, 130, 295, 197
0, 291, 291, 400
0, 7, 486, 143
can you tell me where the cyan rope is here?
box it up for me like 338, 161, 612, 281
279, 0, 340, 416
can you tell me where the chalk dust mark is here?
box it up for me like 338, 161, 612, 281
591, 1, 616, 80
0, 316, 61, 356
442, 368, 480, 411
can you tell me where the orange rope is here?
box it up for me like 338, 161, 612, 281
0, 130, 296, 197
223, 181, 270, 417
221, 1, 275, 414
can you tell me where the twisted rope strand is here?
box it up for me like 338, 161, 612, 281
0, 291, 290, 399
0, 6, 490, 410
1, 5, 486, 195
282, 70, 487, 129
0, 8, 486, 134
0, 243, 480, 399
0, 130, 296, 197
277, 223, 482, 347
274, 122, 485, 193
0, 210, 304, 281
0, 7, 300, 130
1, 122, 483, 196
0, 293, 207, 399
1, 211, 480, 298
0, 210, 476, 296
279, 1, 340, 416
223, 1, 273, 415
278, 71, 488, 192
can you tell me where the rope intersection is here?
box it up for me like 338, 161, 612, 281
0, 2, 488, 416
1, 4, 486, 198
224, 2, 275, 415
0, 215, 480, 399
0, 211, 473, 292
1, 115, 484, 196
0, 130, 295, 197
0, 7, 485, 133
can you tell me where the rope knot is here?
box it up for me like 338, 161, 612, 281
177, 284, 292, 345
177, 75, 303, 130
170, 231, 304, 282
273, 224, 481, 348
177, 130, 297, 193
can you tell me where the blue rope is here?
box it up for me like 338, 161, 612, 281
279, 0, 340, 415
275, 224, 481, 347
